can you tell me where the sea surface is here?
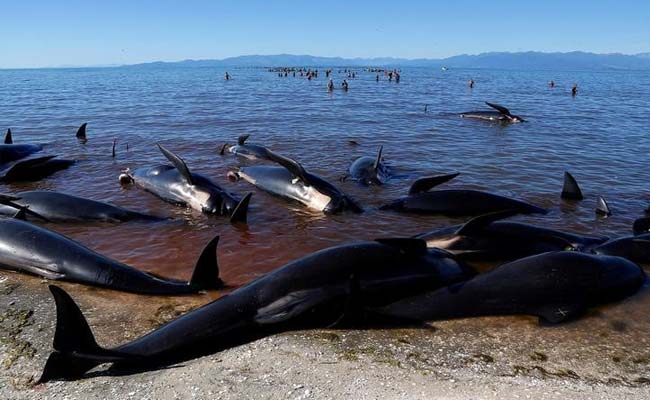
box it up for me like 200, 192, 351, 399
0, 65, 648, 290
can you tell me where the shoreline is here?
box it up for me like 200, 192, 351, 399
2, 273, 649, 399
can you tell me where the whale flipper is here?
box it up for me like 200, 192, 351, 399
254, 287, 333, 324
75, 123, 87, 140
189, 235, 222, 289
157, 144, 194, 185
237, 134, 250, 145
595, 196, 611, 216
0, 194, 51, 221
485, 102, 511, 116
408, 173, 460, 195
39, 286, 126, 382
455, 209, 521, 235
561, 171, 583, 200
266, 150, 310, 184
373, 145, 383, 171
4, 128, 12, 144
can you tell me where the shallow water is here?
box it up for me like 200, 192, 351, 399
0, 65, 648, 292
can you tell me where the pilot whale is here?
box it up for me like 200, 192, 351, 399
0, 214, 221, 294
346, 145, 389, 185
0, 191, 164, 222
460, 102, 525, 123
120, 144, 251, 223
415, 210, 608, 261
232, 150, 363, 214
375, 251, 645, 324
219, 134, 273, 161
38, 238, 472, 381
380, 173, 546, 216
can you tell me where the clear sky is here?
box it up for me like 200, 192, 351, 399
1, 0, 649, 68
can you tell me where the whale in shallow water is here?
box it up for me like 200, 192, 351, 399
374, 251, 645, 324
460, 102, 525, 123
121, 144, 251, 223
591, 233, 650, 263
219, 134, 273, 161
233, 150, 363, 214
38, 238, 472, 381
0, 215, 221, 294
0, 191, 164, 222
0, 155, 75, 182
347, 145, 389, 185
415, 210, 608, 261
380, 173, 547, 216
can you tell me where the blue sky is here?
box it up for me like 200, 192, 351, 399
1, 0, 649, 68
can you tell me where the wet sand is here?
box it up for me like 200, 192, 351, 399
2, 268, 650, 399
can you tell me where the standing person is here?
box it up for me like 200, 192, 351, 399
549, 80, 555, 88
224, 72, 231, 80
395, 72, 400, 83
376, 74, 379, 82
327, 79, 334, 92
572, 84, 578, 96
342, 80, 349, 91
468, 79, 474, 88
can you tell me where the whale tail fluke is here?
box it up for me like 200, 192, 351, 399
229, 192, 252, 224
561, 171, 583, 200
39, 286, 126, 382
190, 235, 223, 290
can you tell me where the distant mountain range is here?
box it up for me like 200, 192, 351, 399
128, 51, 650, 71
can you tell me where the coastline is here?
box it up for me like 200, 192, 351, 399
3, 273, 649, 400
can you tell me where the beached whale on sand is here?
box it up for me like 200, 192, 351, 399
120, 144, 251, 223
460, 102, 525, 123
38, 238, 472, 382
591, 233, 650, 263
374, 251, 645, 324
380, 173, 546, 216
346, 145, 389, 185
232, 150, 363, 214
0, 191, 164, 222
0, 214, 222, 294
219, 134, 274, 161
415, 210, 608, 261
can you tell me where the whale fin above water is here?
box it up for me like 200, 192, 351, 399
4, 128, 12, 144
189, 234, 222, 289
595, 196, 611, 216
75, 123, 87, 140
38, 286, 128, 383
408, 172, 460, 195
485, 102, 511, 116
219, 143, 229, 155
373, 145, 383, 171
157, 144, 194, 185
237, 134, 250, 145
229, 192, 252, 224
561, 171, 583, 200
455, 209, 521, 236
111, 139, 117, 158
375, 238, 428, 256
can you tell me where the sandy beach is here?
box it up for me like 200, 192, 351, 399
3, 272, 649, 400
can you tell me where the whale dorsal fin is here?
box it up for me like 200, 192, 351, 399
219, 143, 229, 155
455, 209, 520, 236
633, 218, 650, 235
111, 139, 117, 158
4, 128, 12, 144
157, 144, 194, 185
265, 150, 310, 184
595, 196, 611, 216
76, 123, 87, 140
409, 172, 460, 195
561, 171, 583, 200
237, 134, 250, 145
375, 238, 428, 256
485, 102, 511, 115
189, 235, 222, 290
13, 208, 27, 220
229, 193, 252, 224
373, 145, 383, 171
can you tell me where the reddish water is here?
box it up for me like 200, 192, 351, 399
1, 66, 649, 295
